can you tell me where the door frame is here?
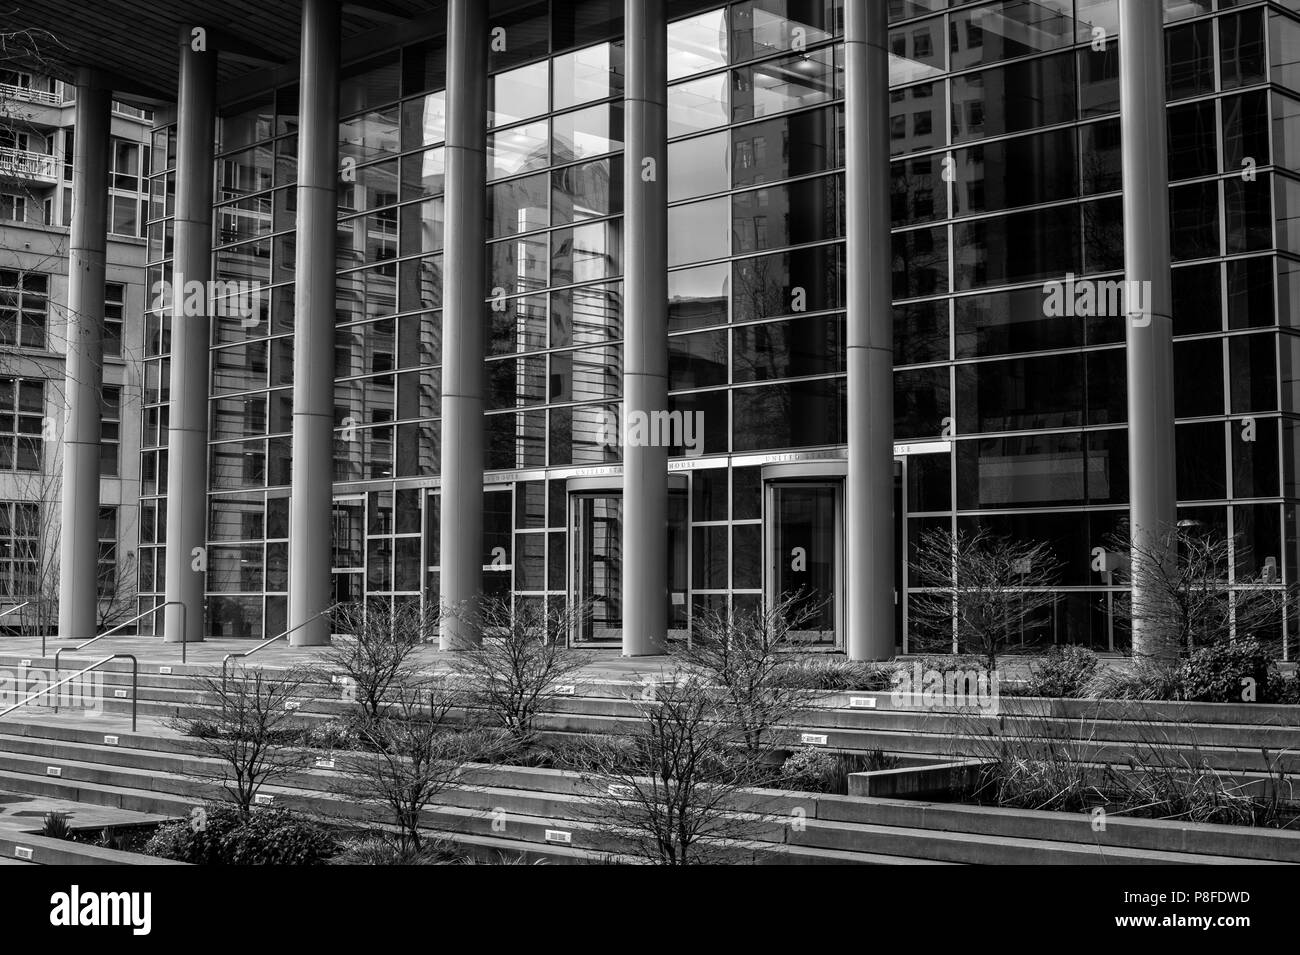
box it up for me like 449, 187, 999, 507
567, 489, 624, 647
763, 479, 845, 650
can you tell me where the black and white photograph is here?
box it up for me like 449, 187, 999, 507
0, 0, 1295, 935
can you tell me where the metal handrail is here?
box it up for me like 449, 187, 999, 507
0, 601, 30, 619
220, 604, 340, 703
51, 601, 187, 685
0, 653, 138, 732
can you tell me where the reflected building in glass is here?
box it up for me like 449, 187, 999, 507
112, 0, 1300, 658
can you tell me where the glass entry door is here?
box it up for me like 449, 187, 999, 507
570, 494, 622, 643
767, 482, 841, 645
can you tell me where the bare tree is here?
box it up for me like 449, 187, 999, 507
577, 677, 770, 865
170, 666, 314, 814
445, 597, 592, 743
670, 592, 821, 755
96, 549, 138, 631
908, 527, 1063, 672
1109, 524, 1292, 659
323, 600, 434, 722
339, 684, 484, 852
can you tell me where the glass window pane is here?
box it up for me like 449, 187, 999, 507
668, 8, 728, 81
552, 101, 623, 162
487, 120, 550, 181
554, 42, 623, 109
731, 0, 839, 65
552, 157, 621, 223
949, 0, 1077, 72
669, 263, 729, 331
490, 62, 549, 128
669, 131, 729, 201
669, 196, 730, 266
733, 173, 843, 252
489, 172, 549, 238
951, 51, 1076, 143
731, 46, 839, 123
734, 105, 842, 185
668, 74, 730, 137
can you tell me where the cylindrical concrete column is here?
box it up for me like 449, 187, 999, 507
287, 0, 339, 647
1119, 0, 1177, 660
58, 69, 111, 640
438, 0, 488, 650
844, 1, 896, 661
163, 29, 216, 644
620, 0, 669, 657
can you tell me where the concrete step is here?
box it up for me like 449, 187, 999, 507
2, 724, 1295, 865
0, 830, 186, 865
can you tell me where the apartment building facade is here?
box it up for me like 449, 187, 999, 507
0, 70, 149, 634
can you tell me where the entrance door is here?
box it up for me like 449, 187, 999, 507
570, 494, 622, 643
767, 482, 841, 645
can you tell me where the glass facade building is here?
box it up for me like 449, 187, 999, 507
120, 0, 1300, 657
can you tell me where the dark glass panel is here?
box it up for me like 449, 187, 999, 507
731, 312, 845, 382
954, 285, 1083, 359
950, 51, 1076, 143
1167, 99, 1217, 181
1174, 337, 1225, 417
893, 225, 948, 298
733, 105, 843, 185
692, 468, 727, 522
1079, 118, 1121, 195
1227, 256, 1275, 329
1232, 415, 1280, 497
1229, 333, 1279, 413
895, 299, 948, 365
1177, 420, 1227, 500
953, 205, 1079, 290
732, 378, 846, 450
669, 328, 729, 390
733, 468, 763, 524
1172, 263, 1223, 335
1224, 175, 1274, 254
952, 127, 1077, 218
733, 174, 844, 252
906, 451, 951, 513
1222, 90, 1270, 171
1220, 9, 1267, 90
895, 366, 949, 439
1170, 180, 1220, 261
1165, 19, 1214, 101
733, 244, 844, 323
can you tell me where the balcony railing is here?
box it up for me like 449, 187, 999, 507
0, 83, 61, 107
0, 146, 59, 182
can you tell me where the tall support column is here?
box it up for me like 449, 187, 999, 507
844, 1, 896, 661
58, 69, 111, 640
288, 0, 339, 647
620, 0, 668, 657
438, 0, 488, 650
163, 29, 216, 644
1119, 0, 1177, 660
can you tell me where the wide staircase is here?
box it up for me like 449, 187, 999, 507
0, 650, 1298, 865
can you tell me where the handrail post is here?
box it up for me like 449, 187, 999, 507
53, 647, 63, 712
122, 654, 137, 732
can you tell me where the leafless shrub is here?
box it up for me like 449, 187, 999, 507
339, 684, 497, 852
671, 593, 823, 754
908, 527, 1063, 672
171, 666, 314, 814
323, 601, 435, 721
445, 598, 592, 742
575, 676, 772, 865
